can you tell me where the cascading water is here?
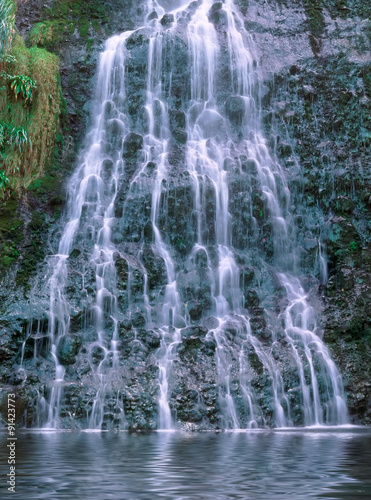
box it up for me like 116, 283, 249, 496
36, 0, 348, 430
43, 31, 135, 428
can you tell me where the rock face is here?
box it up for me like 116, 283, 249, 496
0, 0, 370, 428
252, 0, 371, 424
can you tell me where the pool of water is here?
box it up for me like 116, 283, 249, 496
1, 427, 371, 499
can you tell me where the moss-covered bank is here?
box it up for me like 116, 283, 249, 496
0, 0, 63, 287
0, 34, 62, 189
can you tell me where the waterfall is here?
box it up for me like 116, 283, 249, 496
39, 0, 348, 429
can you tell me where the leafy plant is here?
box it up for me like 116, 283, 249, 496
0, 121, 30, 152
1, 70, 37, 106
10, 126, 31, 151
0, 0, 15, 60
5, 54, 16, 64
9, 74, 37, 106
0, 169, 9, 189
0, 122, 5, 147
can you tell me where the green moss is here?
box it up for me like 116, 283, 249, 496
86, 38, 94, 51
27, 0, 109, 50
28, 173, 60, 194
0, 34, 62, 193
2, 255, 15, 267
78, 20, 90, 38
29, 211, 45, 231
0, 197, 23, 272
28, 21, 63, 50
346, 317, 367, 340
349, 241, 358, 252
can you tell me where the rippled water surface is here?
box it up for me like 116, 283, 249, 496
1, 428, 371, 499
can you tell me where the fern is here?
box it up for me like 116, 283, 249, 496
0, 121, 30, 152
10, 125, 32, 151
9, 74, 37, 105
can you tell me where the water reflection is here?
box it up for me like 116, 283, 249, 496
1, 429, 370, 499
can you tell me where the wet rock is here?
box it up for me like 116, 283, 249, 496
143, 221, 153, 242
203, 338, 216, 356
57, 336, 82, 365
123, 132, 143, 157
147, 11, 158, 21
91, 346, 105, 364
331, 196, 355, 215
145, 331, 161, 349
208, 2, 227, 26
0, 346, 13, 360
277, 142, 292, 157
115, 257, 128, 285
181, 326, 207, 339
132, 312, 146, 328
106, 119, 125, 148
202, 316, 219, 330
141, 248, 167, 291
225, 96, 246, 126
186, 302, 202, 322
172, 128, 188, 144
244, 288, 260, 308
325, 217, 362, 266
250, 314, 270, 342
7, 370, 27, 386
160, 14, 174, 27
196, 109, 225, 138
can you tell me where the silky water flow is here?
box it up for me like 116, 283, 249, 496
36, 0, 348, 430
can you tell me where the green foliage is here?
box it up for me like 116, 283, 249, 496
28, 0, 109, 51
0, 121, 31, 152
0, 0, 15, 60
1, 69, 37, 108
0, 241, 19, 266
9, 74, 37, 106
0, 122, 5, 148
28, 21, 56, 48
0, 169, 9, 189
10, 125, 31, 151
4, 54, 16, 64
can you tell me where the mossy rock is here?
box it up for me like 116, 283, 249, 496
0, 391, 29, 424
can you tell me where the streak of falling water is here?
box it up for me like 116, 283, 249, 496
318, 241, 329, 284
44, 31, 134, 428
143, 26, 184, 429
